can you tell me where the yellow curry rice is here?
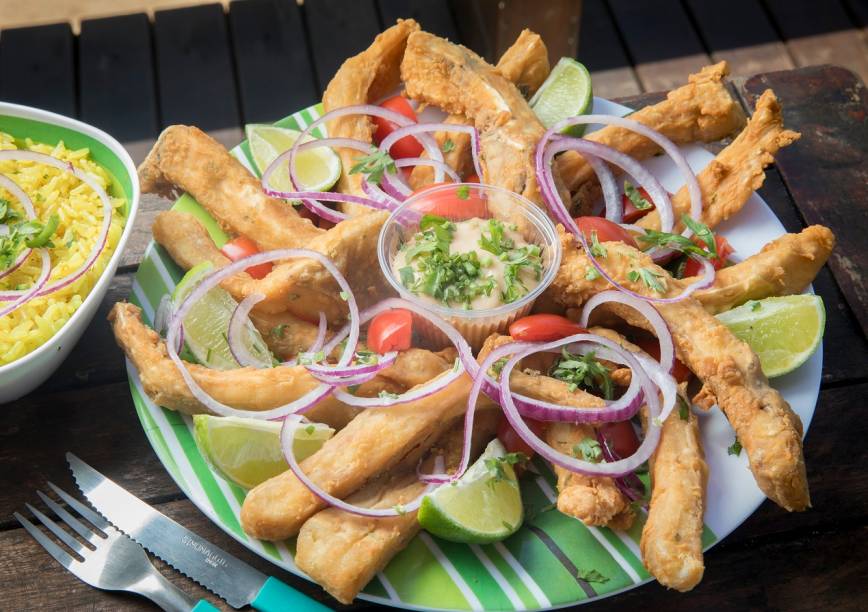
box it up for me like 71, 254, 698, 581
0, 133, 125, 366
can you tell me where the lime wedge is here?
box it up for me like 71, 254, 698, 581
246, 124, 341, 192
193, 415, 334, 489
172, 262, 272, 370
529, 57, 593, 136
716, 295, 825, 378
418, 439, 523, 544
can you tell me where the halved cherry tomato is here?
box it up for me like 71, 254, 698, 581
372, 96, 424, 160
220, 237, 272, 279
367, 309, 413, 354
497, 414, 547, 459
633, 337, 692, 383
621, 186, 656, 223
465, 173, 481, 183
509, 314, 587, 343
574, 216, 637, 248
683, 234, 734, 277
412, 182, 489, 218
599, 421, 640, 459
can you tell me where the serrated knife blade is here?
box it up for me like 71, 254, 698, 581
67, 452, 330, 611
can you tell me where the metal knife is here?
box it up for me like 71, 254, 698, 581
67, 452, 331, 612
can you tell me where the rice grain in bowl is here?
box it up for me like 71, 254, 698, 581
0, 103, 139, 403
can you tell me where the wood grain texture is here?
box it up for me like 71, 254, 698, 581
579, 0, 642, 97
377, 0, 459, 41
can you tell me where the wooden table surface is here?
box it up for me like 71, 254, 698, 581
0, 62, 865, 611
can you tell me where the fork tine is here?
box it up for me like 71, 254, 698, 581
47, 482, 110, 532
36, 490, 103, 544
14, 512, 76, 568
24, 503, 89, 557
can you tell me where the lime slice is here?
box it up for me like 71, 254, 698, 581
418, 439, 523, 544
716, 295, 825, 378
193, 415, 334, 489
529, 57, 593, 137
246, 124, 341, 192
172, 262, 272, 370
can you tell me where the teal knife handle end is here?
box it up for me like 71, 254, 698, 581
252, 576, 331, 612
191, 600, 220, 612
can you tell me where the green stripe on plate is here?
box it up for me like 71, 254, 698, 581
128, 376, 187, 490
383, 535, 474, 610
133, 256, 171, 307
478, 543, 541, 608
363, 576, 389, 599
435, 538, 519, 610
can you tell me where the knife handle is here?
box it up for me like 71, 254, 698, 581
252, 576, 332, 612
191, 601, 221, 612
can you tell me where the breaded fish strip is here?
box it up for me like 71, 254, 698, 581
401, 31, 560, 207
482, 334, 633, 528
240, 368, 498, 540
408, 29, 550, 189
693, 225, 835, 314
109, 303, 453, 430
641, 387, 708, 592
638, 90, 799, 233
546, 230, 810, 511
138, 125, 322, 250
559, 62, 745, 212
322, 19, 419, 214
295, 411, 500, 604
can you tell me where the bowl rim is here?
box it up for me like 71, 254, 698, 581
0, 101, 141, 375
377, 182, 563, 320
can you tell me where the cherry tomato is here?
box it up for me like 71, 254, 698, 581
599, 421, 641, 459
574, 216, 637, 248
683, 234, 734, 277
372, 96, 424, 160
465, 173, 481, 183
367, 309, 413, 353
497, 414, 547, 459
412, 182, 489, 218
509, 314, 587, 343
621, 186, 656, 223
220, 237, 272, 279
633, 338, 692, 383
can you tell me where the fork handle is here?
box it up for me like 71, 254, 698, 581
131, 570, 206, 612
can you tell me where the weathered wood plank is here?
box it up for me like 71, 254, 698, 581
0, 23, 76, 117
78, 14, 159, 142
742, 66, 868, 337
607, 0, 711, 91
152, 3, 241, 131
579, 0, 642, 98
377, 0, 459, 41
302, 0, 381, 95
228, 0, 318, 123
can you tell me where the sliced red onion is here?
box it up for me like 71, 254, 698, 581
0, 150, 113, 299
582, 155, 622, 224
395, 157, 461, 183
154, 294, 173, 336
580, 290, 674, 373
360, 177, 401, 207
305, 350, 397, 379
633, 352, 678, 424
0, 174, 37, 281
260, 187, 394, 224
227, 293, 272, 368
596, 429, 646, 504
310, 312, 327, 353
500, 333, 661, 478
280, 414, 440, 517
379, 123, 483, 182
165, 249, 358, 420
0, 248, 50, 318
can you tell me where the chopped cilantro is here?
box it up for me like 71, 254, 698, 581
624, 181, 652, 210
485, 452, 527, 486
585, 266, 600, 281
349, 150, 396, 184
442, 138, 455, 153
339, 290, 349, 301
589, 230, 607, 259
678, 396, 690, 421
456, 184, 470, 200
298, 350, 325, 365
572, 439, 603, 463
628, 267, 666, 293
550, 348, 614, 400
727, 437, 742, 456
304, 424, 315, 435
271, 324, 287, 339
399, 265, 415, 286
378, 390, 400, 400
489, 357, 509, 377
576, 568, 609, 584
751, 301, 761, 312
681, 214, 718, 257
354, 350, 378, 365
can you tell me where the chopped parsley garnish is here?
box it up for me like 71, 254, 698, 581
489, 357, 509, 377
682, 214, 718, 257
550, 348, 614, 400
349, 150, 396, 184
678, 396, 690, 421
304, 424, 316, 435
576, 568, 609, 584
354, 350, 378, 365
727, 437, 743, 456
572, 438, 603, 463
585, 267, 600, 281
624, 181, 652, 210
456, 184, 470, 200
628, 267, 666, 293
378, 390, 400, 400
637, 215, 719, 262
0, 213, 60, 271
298, 351, 325, 365
751, 301, 761, 312
271, 324, 288, 338
339, 290, 349, 301
589, 230, 607, 259
399, 266, 415, 286
442, 138, 455, 153
485, 452, 527, 487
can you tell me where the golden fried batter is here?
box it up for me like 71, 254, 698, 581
138, 125, 322, 249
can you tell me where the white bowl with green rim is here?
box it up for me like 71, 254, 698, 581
0, 102, 140, 403
378, 182, 562, 350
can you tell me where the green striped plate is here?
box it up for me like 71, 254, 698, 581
126, 98, 821, 610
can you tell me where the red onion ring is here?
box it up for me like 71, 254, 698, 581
379, 123, 483, 182
0, 248, 51, 318
310, 312, 327, 354
165, 249, 358, 420
0, 150, 113, 300
227, 293, 271, 368
0, 174, 37, 281
499, 333, 662, 478
581, 154, 622, 224
305, 350, 397, 379
280, 414, 440, 517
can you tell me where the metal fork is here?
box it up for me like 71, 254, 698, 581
14, 482, 203, 611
